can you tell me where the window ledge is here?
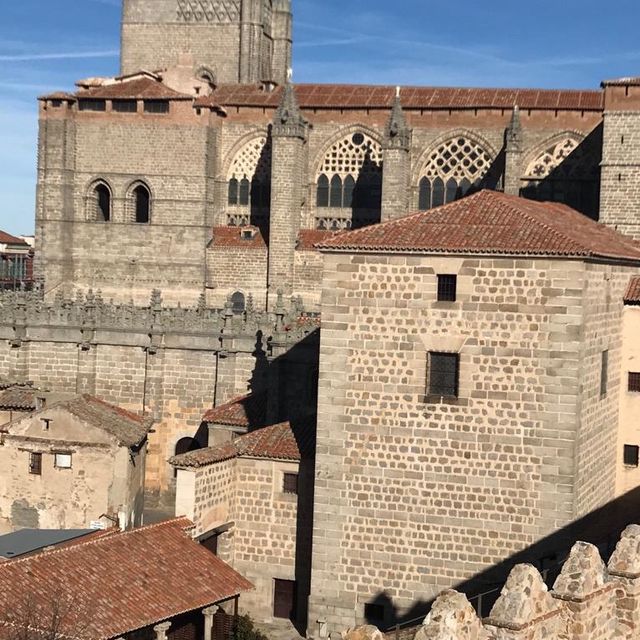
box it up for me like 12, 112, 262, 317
421, 395, 467, 406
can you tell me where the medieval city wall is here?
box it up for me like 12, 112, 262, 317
341, 525, 640, 640
308, 251, 636, 634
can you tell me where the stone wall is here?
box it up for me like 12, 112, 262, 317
308, 251, 636, 635
0, 289, 319, 500
341, 525, 640, 640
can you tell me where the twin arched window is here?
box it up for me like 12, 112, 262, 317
86, 180, 151, 223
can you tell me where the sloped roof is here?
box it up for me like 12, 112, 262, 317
624, 276, 640, 305
75, 76, 191, 100
0, 387, 35, 411
0, 231, 29, 246
210, 226, 267, 250
0, 518, 253, 640
202, 393, 267, 428
316, 190, 640, 262
602, 77, 640, 87
51, 395, 152, 447
196, 83, 603, 111
296, 230, 340, 252
171, 418, 315, 468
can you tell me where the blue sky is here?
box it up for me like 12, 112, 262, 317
0, 0, 637, 235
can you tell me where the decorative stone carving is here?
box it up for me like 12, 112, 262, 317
318, 133, 382, 181
176, 0, 240, 23
419, 137, 493, 183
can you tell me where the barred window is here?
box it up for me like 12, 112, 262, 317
143, 100, 169, 114
113, 99, 137, 113
624, 445, 639, 467
428, 352, 459, 397
437, 275, 457, 302
29, 452, 42, 476
283, 473, 298, 495
628, 372, 640, 392
78, 99, 106, 112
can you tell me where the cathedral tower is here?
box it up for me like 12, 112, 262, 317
120, 0, 292, 85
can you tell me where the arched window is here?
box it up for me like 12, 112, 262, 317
133, 185, 150, 223
226, 136, 272, 225
228, 178, 239, 205
520, 135, 601, 218
315, 131, 383, 228
317, 174, 329, 207
87, 182, 112, 222
432, 178, 445, 208
329, 175, 343, 208
417, 136, 497, 210
418, 178, 431, 211
231, 291, 246, 315
239, 178, 250, 206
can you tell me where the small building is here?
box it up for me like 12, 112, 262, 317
171, 414, 315, 628
0, 394, 152, 532
0, 230, 33, 290
0, 517, 253, 640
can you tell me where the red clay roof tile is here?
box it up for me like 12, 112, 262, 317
0, 518, 253, 640
624, 276, 640, 305
76, 77, 191, 100
296, 230, 340, 252
202, 393, 267, 427
210, 226, 267, 250
316, 190, 640, 262
196, 83, 604, 111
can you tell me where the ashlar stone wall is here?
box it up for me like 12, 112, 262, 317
309, 251, 636, 635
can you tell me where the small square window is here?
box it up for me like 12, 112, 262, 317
143, 100, 169, 114
283, 473, 298, 495
29, 452, 42, 476
54, 453, 72, 469
624, 445, 639, 467
437, 274, 457, 302
600, 350, 609, 398
428, 352, 460, 397
78, 99, 106, 112
112, 99, 138, 113
629, 372, 640, 392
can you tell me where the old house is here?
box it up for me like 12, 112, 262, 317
171, 405, 315, 629
0, 394, 152, 532
0, 517, 253, 640
309, 189, 640, 634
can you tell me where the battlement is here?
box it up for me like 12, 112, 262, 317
342, 525, 640, 640
0, 287, 318, 352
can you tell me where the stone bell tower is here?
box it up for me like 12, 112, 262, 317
120, 0, 292, 85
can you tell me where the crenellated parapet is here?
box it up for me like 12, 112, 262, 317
343, 526, 640, 640
0, 287, 319, 352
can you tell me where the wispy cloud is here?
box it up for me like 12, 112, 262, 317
0, 50, 118, 62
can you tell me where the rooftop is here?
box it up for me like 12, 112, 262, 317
171, 418, 315, 468
0, 529, 96, 560
625, 276, 640, 305
316, 190, 640, 262
0, 386, 36, 411
210, 226, 267, 250
0, 518, 253, 640
202, 393, 267, 428
197, 83, 604, 111
0, 230, 29, 247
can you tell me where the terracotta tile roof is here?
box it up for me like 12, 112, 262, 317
296, 230, 340, 251
171, 418, 315, 468
624, 277, 640, 305
76, 77, 191, 100
53, 395, 153, 447
210, 226, 267, 250
0, 387, 35, 411
316, 190, 640, 262
196, 83, 604, 111
0, 230, 29, 246
0, 518, 253, 640
202, 393, 267, 428
602, 77, 640, 87
38, 91, 76, 102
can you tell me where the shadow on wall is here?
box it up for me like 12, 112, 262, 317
363, 482, 640, 631
520, 123, 603, 220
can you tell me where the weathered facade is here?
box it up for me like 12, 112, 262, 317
0, 394, 151, 532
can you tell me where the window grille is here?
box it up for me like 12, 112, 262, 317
283, 473, 298, 495
624, 445, 640, 467
437, 275, 457, 302
428, 352, 459, 397
78, 99, 106, 112
113, 99, 137, 113
143, 100, 169, 114
29, 452, 42, 476
629, 372, 640, 392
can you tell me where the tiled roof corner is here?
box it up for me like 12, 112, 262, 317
624, 276, 640, 305
210, 226, 267, 250
76, 76, 192, 100
316, 190, 640, 262
296, 229, 340, 252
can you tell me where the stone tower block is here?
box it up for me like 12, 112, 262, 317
600, 78, 640, 239
120, 0, 292, 84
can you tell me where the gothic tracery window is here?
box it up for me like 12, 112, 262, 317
315, 132, 383, 230
520, 136, 600, 218
227, 136, 272, 226
417, 137, 498, 210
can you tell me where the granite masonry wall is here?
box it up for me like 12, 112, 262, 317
341, 525, 640, 640
308, 251, 638, 635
